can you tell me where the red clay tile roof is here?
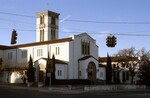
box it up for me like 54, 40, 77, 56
0, 45, 11, 50
0, 37, 73, 50
78, 55, 98, 61
99, 56, 139, 63
3, 67, 28, 71
40, 58, 68, 64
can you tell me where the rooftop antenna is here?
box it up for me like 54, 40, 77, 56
46, 2, 50, 9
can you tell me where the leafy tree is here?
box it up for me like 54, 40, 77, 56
138, 48, 150, 86
45, 53, 51, 86
27, 55, 34, 82
51, 54, 56, 81
45, 53, 56, 86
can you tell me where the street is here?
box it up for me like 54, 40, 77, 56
0, 87, 150, 98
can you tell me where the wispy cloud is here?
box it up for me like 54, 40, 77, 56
61, 28, 73, 33
99, 31, 110, 37
59, 15, 71, 23
90, 31, 110, 40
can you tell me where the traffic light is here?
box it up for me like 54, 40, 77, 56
112, 35, 117, 47
106, 35, 117, 47
106, 35, 112, 47
11, 29, 17, 44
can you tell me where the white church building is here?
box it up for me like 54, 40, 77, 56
0, 10, 103, 84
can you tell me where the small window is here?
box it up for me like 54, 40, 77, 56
100, 72, 103, 77
40, 29, 44, 42
57, 70, 62, 76
37, 49, 43, 57
8, 52, 13, 60
81, 41, 90, 55
51, 16, 56, 25
51, 29, 56, 40
79, 71, 81, 76
55, 47, 60, 55
22, 50, 27, 58
40, 15, 44, 24
60, 70, 62, 76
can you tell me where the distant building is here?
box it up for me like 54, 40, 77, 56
0, 10, 101, 84
99, 56, 140, 84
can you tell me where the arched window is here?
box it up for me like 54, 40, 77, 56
40, 29, 44, 42
81, 41, 90, 55
40, 15, 44, 24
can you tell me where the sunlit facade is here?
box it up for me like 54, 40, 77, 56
0, 10, 102, 84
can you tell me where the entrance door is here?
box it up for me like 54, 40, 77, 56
87, 62, 96, 82
39, 71, 44, 82
38, 64, 45, 82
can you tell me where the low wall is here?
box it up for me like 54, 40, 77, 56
84, 85, 146, 91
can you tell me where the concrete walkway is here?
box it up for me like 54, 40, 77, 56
0, 83, 149, 94
0, 83, 85, 94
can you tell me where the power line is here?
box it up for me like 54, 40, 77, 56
1, 11, 150, 25
1, 11, 150, 37
1, 27, 150, 37
0, 18, 35, 25
65, 19, 150, 25
113, 33, 150, 36
60, 30, 150, 37
0, 11, 35, 18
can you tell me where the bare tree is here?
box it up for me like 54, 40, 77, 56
113, 47, 139, 84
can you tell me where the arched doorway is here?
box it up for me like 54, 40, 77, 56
87, 62, 96, 82
38, 64, 45, 82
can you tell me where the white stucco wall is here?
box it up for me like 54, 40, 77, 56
79, 57, 99, 79
78, 60, 86, 79
70, 33, 99, 79
98, 67, 106, 80
1, 33, 98, 82
55, 64, 67, 79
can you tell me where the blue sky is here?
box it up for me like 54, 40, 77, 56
0, 0, 150, 57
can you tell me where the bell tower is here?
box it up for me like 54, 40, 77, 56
36, 10, 59, 42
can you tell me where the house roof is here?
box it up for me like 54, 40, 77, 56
3, 67, 28, 71
0, 37, 73, 50
99, 64, 106, 67
78, 55, 98, 61
99, 56, 139, 63
75, 33, 96, 42
36, 10, 60, 17
38, 58, 68, 64
0, 45, 11, 50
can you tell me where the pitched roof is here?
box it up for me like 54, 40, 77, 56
0, 37, 73, 50
39, 58, 68, 64
99, 64, 106, 67
36, 10, 60, 17
78, 55, 98, 61
3, 67, 27, 71
99, 56, 139, 63
0, 45, 11, 50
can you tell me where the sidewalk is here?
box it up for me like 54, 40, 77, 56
0, 83, 85, 94
0, 83, 149, 94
